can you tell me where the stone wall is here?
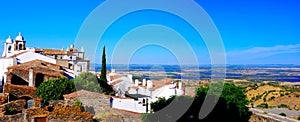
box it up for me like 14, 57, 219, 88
4, 84, 37, 98
0, 113, 24, 122
0, 99, 26, 113
183, 80, 200, 96
49, 100, 65, 107
65, 92, 111, 116
0, 94, 8, 105
26, 106, 93, 122
7, 69, 30, 83
182, 79, 210, 97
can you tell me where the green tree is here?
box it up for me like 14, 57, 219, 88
257, 103, 268, 108
98, 46, 115, 95
100, 46, 107, 82
145, 82, 250, 122
36, 77, 76, 105
150, 96, 176, 112
74, 72, 101, 92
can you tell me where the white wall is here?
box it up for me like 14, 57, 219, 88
0, 58, 14, 84
112, 97, 148, 113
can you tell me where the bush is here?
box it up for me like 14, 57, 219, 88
269, 96, 275, 101
279, 112, 286, 116
74, 72, 101, 93
257, 103, 268, 108
73, 100, 85, 112
36, 77, 76, 105
277, 104, 289, 108
5, 107, 17, 115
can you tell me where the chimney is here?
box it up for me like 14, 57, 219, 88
147, 80, 153, 89
127, 74, 133, 83
178, 81, 182, 90
142, 79, 146, 86
111, 69, 116, 73
29, 69, 34, 87
135, 79, 139, 86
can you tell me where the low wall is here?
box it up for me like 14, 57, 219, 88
0, 113, 24, 122
0, 94, 8, 105
64, 91, 111, 115
4, 84, 36, 98
112, 98, 146, 113
0, 99, 26, 113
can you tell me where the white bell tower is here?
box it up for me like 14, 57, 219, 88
2, 35, 14, 57
14, 32, 26, 51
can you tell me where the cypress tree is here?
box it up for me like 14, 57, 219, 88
98, 46, 114, 95
100, 46, 107, 82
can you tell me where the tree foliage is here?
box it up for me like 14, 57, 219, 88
98, 46, 115, 95
145, 82, 250, 122
150, 96, 176, 112
36, 77, 76, 105
74, 72, 101, 93
100, 46, 107, 82
279, 112, 286, 116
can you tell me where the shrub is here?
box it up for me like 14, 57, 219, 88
73, 100, 85, 112
277, 104, 289, 108
36, 77, 76, 105
257, 103, 268, 108
74, 72, 101, 93
279, 112, 286, 116
5, 107, 17, 115
269, 96, 275, 101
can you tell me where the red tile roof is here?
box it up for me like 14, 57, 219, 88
149, 80, 172, 91
7, 59, 65, 77
110, 80, 123, 86
35, 48, 73, 55
63, 90, 109, 99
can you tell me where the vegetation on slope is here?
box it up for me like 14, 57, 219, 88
144, 82, 250, 122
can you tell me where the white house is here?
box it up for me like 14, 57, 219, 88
106, 69, 184, 113
0, 32, 90, 86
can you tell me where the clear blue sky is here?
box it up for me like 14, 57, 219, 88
0, 0, 299, 65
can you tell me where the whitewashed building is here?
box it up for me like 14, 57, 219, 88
107, 69, 184, 113
0, 32, 90, 86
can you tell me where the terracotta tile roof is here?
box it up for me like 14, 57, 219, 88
130, 86, 139, 90
149, 80, 172, 91
35, 48, 73, 55
63, 90, 109, 99
7, 59, 65, 77
110, 75, 123, 81
110, 79, 123, 86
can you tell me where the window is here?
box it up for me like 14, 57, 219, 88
8, 45, 11, 52
19, 44, 23, 50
